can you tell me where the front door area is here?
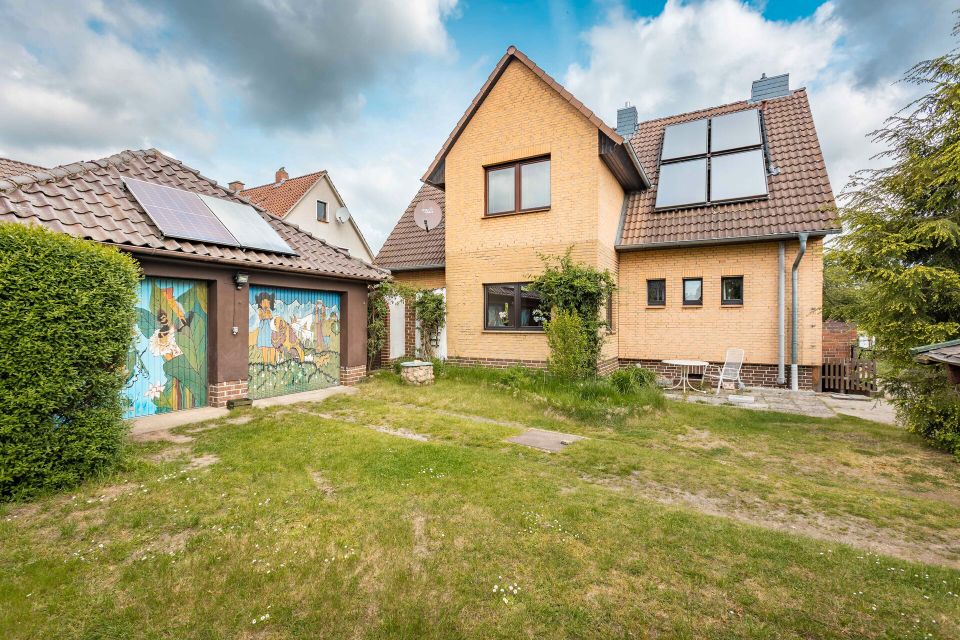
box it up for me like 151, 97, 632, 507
248, 285, 341, 399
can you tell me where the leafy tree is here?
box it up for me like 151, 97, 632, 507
528, 249, 616, 375
838, 21, 960, 453
821, 246, 864, 322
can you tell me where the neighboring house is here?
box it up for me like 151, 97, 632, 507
238, 167, 375, 264
376, 46, 839, 390
0, 156, 44, 179
0, 149, 386, 419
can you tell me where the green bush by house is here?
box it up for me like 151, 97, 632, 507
0, 223, 140, 500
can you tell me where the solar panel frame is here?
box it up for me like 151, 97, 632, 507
710, 109, 762, 153
654, 158, 708, 209
661, 118, 708, 160
124, 177, 240, 247
198, 194, 297, 256
709, 149, 769, 202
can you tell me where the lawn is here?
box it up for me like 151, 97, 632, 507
2, 367, 959, 639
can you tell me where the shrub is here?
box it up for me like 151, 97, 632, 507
544, 309, 591, 379
0, 223, 140, 500
415, 290, 446, 359
896, 365, 960, 457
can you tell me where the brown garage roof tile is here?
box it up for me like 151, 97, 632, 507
0, 149, 387, 282
241, 170, 327, 218
618, 89, 839, 248
0, 156, 45, 179
374, 183, 445, 270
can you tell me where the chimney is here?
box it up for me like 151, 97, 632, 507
228, 180, 244, 192
275, 166, 288, 183
750, 73, 790, 103
616, 104, 638, 138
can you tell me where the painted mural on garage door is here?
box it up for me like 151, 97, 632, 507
123, 277, 208, 419
248, 285, 341, 399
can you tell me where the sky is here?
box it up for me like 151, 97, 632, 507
0, 0, 955, 252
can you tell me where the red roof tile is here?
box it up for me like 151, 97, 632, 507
0, 149, 386, 281
618, 89, 839, 247
240, 170, 327, 218
374, 183, 445, 270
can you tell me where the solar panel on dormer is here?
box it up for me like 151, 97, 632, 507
655, 158, 707, 208
124, 177, 239, 247
661, 119, 708, 160
710, 109, 762, 152
709, 149, 768, 201
198, 194, 296, 255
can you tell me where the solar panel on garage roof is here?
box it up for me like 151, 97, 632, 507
198, 194, 296, 255
124, 177, 240, 247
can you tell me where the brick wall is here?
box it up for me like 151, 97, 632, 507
618, 239, 824, 368
446, 356, 547, 369
619, 358, 815, 391
340, 364, 367, 386
823, 319, 857, 360
208, 379, 248, 407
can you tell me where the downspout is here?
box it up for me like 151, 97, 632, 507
777, 241, 785, 385
791, 233, 809, 391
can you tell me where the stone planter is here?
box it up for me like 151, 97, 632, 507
400, 360, 434, 386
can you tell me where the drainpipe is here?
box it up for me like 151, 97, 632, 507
777, 241, 785, 385
791, 233, 809, 391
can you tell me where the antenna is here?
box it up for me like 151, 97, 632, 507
335, 206, 351, 224
413, 199, 442, 232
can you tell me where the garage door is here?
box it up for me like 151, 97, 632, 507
248, 285, 341, 399
123, 277, 208, 419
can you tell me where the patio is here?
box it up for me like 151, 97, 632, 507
664, 387, 896, 423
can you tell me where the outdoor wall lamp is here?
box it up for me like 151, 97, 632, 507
234, 271, 249, 289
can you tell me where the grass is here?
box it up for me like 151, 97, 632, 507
2, 367, 959, 638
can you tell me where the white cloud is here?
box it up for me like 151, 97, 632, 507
563, 0, 938, 196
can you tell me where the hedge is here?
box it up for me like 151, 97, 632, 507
0, 223, 140, 500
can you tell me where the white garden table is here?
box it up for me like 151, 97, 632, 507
662, 359, 710, 393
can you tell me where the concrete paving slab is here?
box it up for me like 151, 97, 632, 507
507, 428, 586, 453
131, 407, 229, 436
251, 385, 357, 408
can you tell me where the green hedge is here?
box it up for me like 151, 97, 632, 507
0, 223, 140, 500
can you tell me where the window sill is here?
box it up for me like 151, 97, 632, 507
483, 207, 550, 219
482, 329, 545, 334
721, 303, 744, 308
646, 305, 666, 309
682, 304, 703, 308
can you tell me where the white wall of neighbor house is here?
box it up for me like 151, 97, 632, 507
283, 176, 375, 263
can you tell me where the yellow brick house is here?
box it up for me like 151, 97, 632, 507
376, 47, 839, 390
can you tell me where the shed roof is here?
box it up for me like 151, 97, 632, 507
0, 149, 387, 282
911, 339, 960, 366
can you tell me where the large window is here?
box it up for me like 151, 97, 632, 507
647, 279, 666, 306
317, 200, 328, 222
484, 283, 545, 330
485, 156, 550, 216
683, 278, 703, 306
721, 276, 744, 305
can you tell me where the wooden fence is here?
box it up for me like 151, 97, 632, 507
821, 358, 878, 395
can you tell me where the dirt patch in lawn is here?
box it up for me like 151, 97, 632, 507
310, 470, 335, 498
131, 429, 194, 444
596, 474, 960, 568
412, 513, 430, 559
225, 415, 255, 425
148, 446, 192, 463
373, 425, 429, 441
185, 454, 220, 470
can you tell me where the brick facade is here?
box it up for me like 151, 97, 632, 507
823, 319, 857, 361
208, 379, 248, 408
619, 358, 815, 391
340, 364, 367, 386
446, 356, 547, 369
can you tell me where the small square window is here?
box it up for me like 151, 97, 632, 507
647, 279, 666, 306
317, 200, 328, 222
721, 276, 743, 305
683, 278, 703, 306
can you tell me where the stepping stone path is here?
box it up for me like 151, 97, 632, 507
507, 428, 586, 453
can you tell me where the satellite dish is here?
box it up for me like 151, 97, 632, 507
335, 206, 351, 224
414, 199, 442, 232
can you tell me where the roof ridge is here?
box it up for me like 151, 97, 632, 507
637, 88, 807, 127
241, 169, 327, 194
0, 149, 147, 193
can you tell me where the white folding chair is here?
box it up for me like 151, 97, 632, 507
703, 348, 745, 394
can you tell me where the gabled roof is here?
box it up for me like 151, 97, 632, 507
241, 169, 375, 262
241, 170, 328, 219
0, 156, 45, 179
0, 149, 387, 282
374, 183, 445, 270
421, 45, 646, 189
617, 89, 839, 249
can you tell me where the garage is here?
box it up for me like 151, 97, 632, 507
123, 276, 208, 419
248, 285, 342, 399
